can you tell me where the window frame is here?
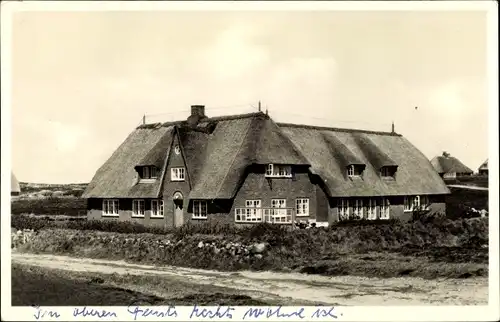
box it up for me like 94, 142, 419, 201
271, 199, 287, 208
102, 199, 119, 217
295, 198, 310, 217
151, 199, 164, 218
367, 199, 377, 220
347, 165, 363, 177
132, 199, 145, 218
192, 200, 208, 219
338, 198, 349, 220
380, 166, 396, 178
234, 199, 262, 223
265, 164, 293, 178
353, 199, 364, 219
171, 167, 186, 181
404, 195, 423, 212
380, 197, 390, 219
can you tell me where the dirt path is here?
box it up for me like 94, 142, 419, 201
11, 252, 488, 305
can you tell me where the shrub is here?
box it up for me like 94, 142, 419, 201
11, 197, 87, 217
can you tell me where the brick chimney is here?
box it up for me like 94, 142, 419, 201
187, 105, 207, 127
191, 105, 205, 118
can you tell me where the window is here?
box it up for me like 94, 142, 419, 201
421, 195, 430, 210
193, 201, 207, 219
266, 164, 273, 176
150, 167, 158, 178
347, 165, 363, 177
380, 197, 390, 219
270, 199, 288, 222
271, 199, 286, 208
367, 199, 377, 220
404, 196, 422, 212
171, 167, 185, 181
151, 199, 164, 218
143, 167, 150, 179
140, 166, 158, 180
338, 199, 349, 220
380, 166, 397, 178
353, 199, 364, 219
132, 199, 145, 217
296, 198, 309, 217
102, 199, 119, 217
174, 145, 181, 155
265, 164, 292, 178
235, 200, 262, 223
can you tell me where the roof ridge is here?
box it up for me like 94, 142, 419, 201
277, 122, 402, 136
136, 112, 267, 129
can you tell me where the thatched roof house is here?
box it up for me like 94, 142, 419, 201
11, 172, 20, 196
83, 106, 449, 227
478, 159, 488, 175
430, 152, 473, 179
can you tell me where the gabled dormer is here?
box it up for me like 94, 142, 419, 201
347, 163, 366, 178
265, 164, 293, 178
136, 165, 159, 183
380, 165, 398, 179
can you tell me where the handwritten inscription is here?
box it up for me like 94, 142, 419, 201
33, 306, 61, 320
242, 306, 306, 320
30, 304, 341, 320
127, 301, 178, 321
190, 305, 235, 319
311, 307, 339, 319
73, 307, 118, 318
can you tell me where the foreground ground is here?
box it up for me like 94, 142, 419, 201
11, 252, 488, 306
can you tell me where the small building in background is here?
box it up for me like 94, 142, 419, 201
430, 152, 473, 179
11, 172, 21, 196
478, 159, 488, 176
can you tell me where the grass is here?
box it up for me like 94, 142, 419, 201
11, 264, 276, 306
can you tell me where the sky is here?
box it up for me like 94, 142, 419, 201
10, 10, 489, 184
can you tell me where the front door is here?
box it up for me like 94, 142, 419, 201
173, 192, 184, 227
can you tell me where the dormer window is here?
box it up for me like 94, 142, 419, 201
380, 166, 397, 178
347, 164, 364, 177
139, 166, 158, 181
265, 164, 292, 178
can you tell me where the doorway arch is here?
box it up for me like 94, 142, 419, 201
173, 191, 184, 227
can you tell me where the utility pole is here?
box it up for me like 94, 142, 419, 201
258, 101, 261, 112
143, 114, 146, 125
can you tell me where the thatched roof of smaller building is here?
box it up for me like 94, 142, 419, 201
430, 153, 473, 175
11, 172, 20, 193
478, 159, 488, 171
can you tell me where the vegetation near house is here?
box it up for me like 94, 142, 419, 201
11, 213, 488, 280
82, 105, 450, 228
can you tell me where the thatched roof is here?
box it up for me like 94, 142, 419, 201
430, 154, 473, 175
280, 124, 450, 197
11, 172, 20, 193
84, 111, 449, 199
478, 159, 488, 171
83, 126, 174, 198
